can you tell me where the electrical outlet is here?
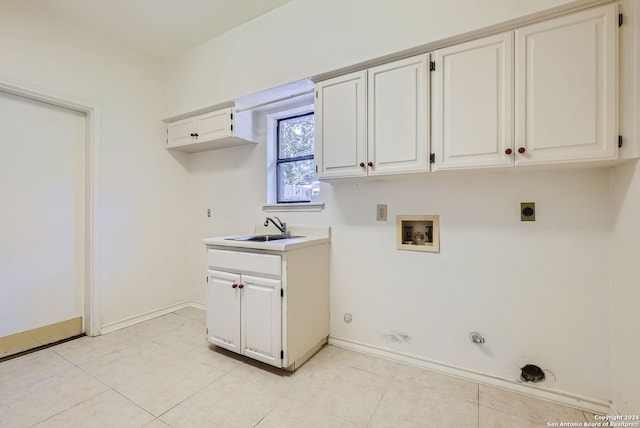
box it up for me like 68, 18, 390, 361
376, 204, 388, 221
521, 202, 535, 221
207, 209, 212, 219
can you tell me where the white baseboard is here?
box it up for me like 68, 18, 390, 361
608, 403, 622, 416
99, 300, 197, 334
329, 335, 613, 415
190, 300, 206, 311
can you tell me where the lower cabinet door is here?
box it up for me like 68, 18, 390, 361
241, 275, 282, 367
206, 270, 241, 353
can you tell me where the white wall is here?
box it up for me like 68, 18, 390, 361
163, 0, 574, 117
611, 163, 640, 414
0, 1, 191, 328
325, 170, 612, 398
610, 0, 640, 413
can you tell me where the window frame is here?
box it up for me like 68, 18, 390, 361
275, 112, 315, 204
263, 100, 323, 212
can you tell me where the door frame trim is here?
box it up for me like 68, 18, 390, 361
0, 76, 101, 336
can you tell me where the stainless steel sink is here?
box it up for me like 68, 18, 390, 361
225, 234, 303, 242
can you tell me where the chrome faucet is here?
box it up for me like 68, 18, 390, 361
264, 216, 287, 235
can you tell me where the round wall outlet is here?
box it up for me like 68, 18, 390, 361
344, 313, 353, 323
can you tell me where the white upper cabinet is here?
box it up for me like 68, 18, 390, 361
314, 71, 367, 178
316, 4, 618, 176
432, 33, 514, 171
165, 107, 256, 153
314, 54, 430, 179
514, 4, 617, 165
367, 54, 430, 176
432, 4, 617, 171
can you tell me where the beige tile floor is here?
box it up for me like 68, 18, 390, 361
0, 308, 600, 427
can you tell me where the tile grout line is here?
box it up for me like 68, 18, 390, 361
24, 347, 111, 428
364, 369, 395, 428
109, 388, 157, 422
27, 388, 113, 428
155, 366, 236, 421
56, 345, 160, 426
50, 319, 214, 424
251, 394, 287, 427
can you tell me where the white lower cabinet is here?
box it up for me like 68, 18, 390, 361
206, 270, 241, 354
207, 270, 281, 366
205, 244, 329, 370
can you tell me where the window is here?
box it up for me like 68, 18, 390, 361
275, 112, 319, 203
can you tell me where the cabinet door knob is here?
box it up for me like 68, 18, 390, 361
505, 148, 513, 155
518, 147, 526, 154
367, 161, 373, 167
232, 283, 238, 289
190, 133, 195, 137
359, 162, 365, 168
194, 133, 199, 138
238, 284, 244, 289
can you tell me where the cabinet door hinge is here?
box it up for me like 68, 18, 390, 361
619, 13, 623, 27
230, 124, 233, 131
280, 288, 284, 297
230, 113, 233, 120
315, 165, 318, 173
206, 276, 208, 283
618, 135, 623, 148
430, 61, 436, 71
315, 90, 318, 99
430, 153, 435, 164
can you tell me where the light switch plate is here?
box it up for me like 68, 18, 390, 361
376, 204, 388, 221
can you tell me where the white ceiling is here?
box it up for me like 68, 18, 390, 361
35, 0, 295, 59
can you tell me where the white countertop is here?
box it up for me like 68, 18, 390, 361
202, 226, 331, 252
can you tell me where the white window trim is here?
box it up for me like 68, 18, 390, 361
262, 202, 325, 212
264, 103, 324, 212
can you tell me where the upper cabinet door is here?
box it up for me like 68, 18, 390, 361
432, 33, 514, 171
167, 116, 197, 149
197, 108, 233, 142
314, 71, 367, 179
367, 54, 430, 176
515, 4, 617, 165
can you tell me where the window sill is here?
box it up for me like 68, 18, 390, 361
262, 202, 325, 213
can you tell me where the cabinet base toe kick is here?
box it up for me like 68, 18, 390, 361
206, 336, 328, 372
283, 336, 328, 372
